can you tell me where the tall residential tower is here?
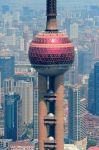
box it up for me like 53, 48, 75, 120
28, 0, 74, 150
68, 85, 87, 149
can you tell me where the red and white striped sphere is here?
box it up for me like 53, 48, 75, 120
29, 31, 74, 76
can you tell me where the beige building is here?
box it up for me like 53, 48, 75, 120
70, 23, 79, 39
64, 144, 79, 150
15, 80, 33, 125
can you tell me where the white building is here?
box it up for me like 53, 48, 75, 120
64, 144, 79, 150
70, 23, 79, 39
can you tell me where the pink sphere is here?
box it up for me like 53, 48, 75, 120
29, 31, 74, 76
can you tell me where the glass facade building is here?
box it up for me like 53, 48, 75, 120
4, 93, 20, 141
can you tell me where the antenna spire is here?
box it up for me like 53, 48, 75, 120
46, 0, 58, 31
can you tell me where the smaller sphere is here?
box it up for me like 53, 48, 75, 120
48, 113, 55, 118
48, 136, 54, 141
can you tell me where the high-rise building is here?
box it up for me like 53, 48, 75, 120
0, 51, 15, 86
63, 17, 71, 36
15, 80, 33, 125
68, 85, 87, 150
28, 0, 74, 150
70, 23, 79, 40
3, 78, 14, 95
88, 62, 99, 116
33, 76, 38, 140
94, 62, 99, 116
15, 72, 37, 139
23, 25, 29, 52
88, 71, 95, 114
2, 5, 10, 14
0, 72, 2, 108
78, 49, 91, 75
4, 92, 20, 141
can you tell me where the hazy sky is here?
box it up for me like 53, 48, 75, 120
1, 0, 99, 10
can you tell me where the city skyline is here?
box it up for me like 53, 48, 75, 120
1, 0, 99, 9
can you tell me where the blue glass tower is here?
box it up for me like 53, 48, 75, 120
4, 93, 20, 141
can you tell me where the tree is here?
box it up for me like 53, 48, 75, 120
87, 139, 97, 149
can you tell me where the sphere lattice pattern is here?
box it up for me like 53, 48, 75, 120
29, 31, 74, 76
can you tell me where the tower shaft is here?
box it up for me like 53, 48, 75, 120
38, 74, 64, 150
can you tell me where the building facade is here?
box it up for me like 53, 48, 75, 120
88, 62, 99, 116
4, 93, 20, 141
0, 54, 15, 86
68, 85, 87, 149
94, 62, 99, 116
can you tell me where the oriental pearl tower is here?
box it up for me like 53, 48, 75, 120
29, 0, 74, 150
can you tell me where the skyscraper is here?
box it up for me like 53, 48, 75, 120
33, 76, 38, 140
0, 51, 15, 86
28, 0, 74, 150
3, 78, 14, 95
94, 62, 99, 116
0, 72, 2, 108
88, 62, 99, 116
15, 80, 33, 125
4, 92, 20, 141
68, 85, 87, 149
88, 71, 95, 114
78, 49, 91, 75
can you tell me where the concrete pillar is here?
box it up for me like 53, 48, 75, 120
55, 74, 64, 150
38, 74, 47, 150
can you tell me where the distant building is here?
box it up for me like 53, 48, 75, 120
88, 62, 99, 116
0, 53, 15, 86
0, 109, 4, 137
0, 139, 12, 150
4, 93, 20, 141
2, 5, 10, 14
85, 113, 99, 142
78, 49, 91, 75
64, 144, 79, 150
15, 80, 33, 125
88, 147, 99, 150
9, 140, 34, 150
0, 72, 2, 108
3, 78, 14, 95
33, 76, 38, 140
70, 23, 79, 40
68, 85, 87, 149
64, 17, 71, 36
88, 71, 95, 114
14, 72, 38, 140
94, 62, 99, 116
23, 25, 29, 52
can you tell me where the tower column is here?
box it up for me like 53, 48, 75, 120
38, 75, 47, 150
55, 74, 64, 150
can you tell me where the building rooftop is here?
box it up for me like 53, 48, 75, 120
10, 140, 34, 147
64, 144, 79, 150
88, 147, 99, 150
